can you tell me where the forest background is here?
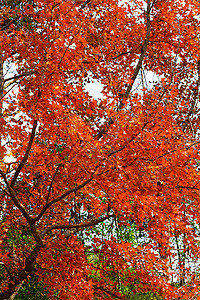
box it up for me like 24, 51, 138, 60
0, 0, 200, 299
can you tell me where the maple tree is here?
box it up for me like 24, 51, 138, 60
0, 0, 200, 299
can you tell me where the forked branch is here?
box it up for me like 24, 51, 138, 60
33, 176, 94, 223
0, 169, 32, 225
0, 170, 42, 246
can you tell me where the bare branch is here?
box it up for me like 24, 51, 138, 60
4, 72, 34, 84
0, 82, 19, 101
11, 120, 37, 188
41, 214, 114, 238
50, 176, 93, 205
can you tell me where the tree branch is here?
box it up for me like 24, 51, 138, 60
11, 120, 37, 188
0, 246, 41, 300
0, 262, 12, 279
41, 214, 114, 238
176, 185, 200, 191
123, 0, 151, 100
0, 169, 32, 224
80, 0, 91, 9
0, 213, 113, 299
94, 285, 128, 300
33, 176, 94, 223
7, 283, 23, 300
46, 164, 63, 203
1, 0, 32, 31
96, 0, 151, 140
1, 16, 20, 31
0, 185, 9, 196
0, 56, 3, 116
108, 123, 147, 157
0, 170, 42, 246
112, 50, 133, 60
4, 72, 34, 84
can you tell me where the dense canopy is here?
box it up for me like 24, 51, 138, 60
0, 0, 200, 299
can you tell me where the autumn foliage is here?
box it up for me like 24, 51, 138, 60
0, 0, 200, 299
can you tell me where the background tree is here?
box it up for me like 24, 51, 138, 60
0, 0, 200, 299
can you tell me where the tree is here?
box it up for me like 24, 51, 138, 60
0, 0, 200, 299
